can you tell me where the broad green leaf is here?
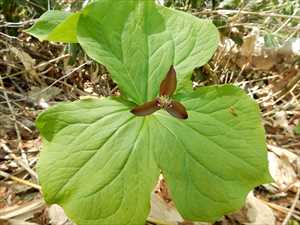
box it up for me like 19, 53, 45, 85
77, 0, 174, 104
152, 85, 271, 221
37, 98, 160, 225
77, 0, 219, 104
25, 11, 79, 43
159, 7, 219, 90
37, 85, 270, 225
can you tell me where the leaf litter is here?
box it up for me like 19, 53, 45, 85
1, 0, 300, 224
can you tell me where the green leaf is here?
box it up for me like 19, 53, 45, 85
77, 0, 174, 104
25, 11, 79, 43
37, 85, 270, 225
77, 0, 219, 104
37, 98, 160, 225
154, 85, 271, 221
159, 7, 219, 90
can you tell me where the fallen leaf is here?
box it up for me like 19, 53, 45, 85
149, 192, 183, 225
268, 149, 297, 191
10, 47, 40, 83
245, 192, 275, 225
48, 205, 75, 225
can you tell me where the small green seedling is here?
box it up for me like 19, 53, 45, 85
26, 0, 271, 225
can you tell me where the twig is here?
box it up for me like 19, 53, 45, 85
0, 199, 44, 220
25, 0, 46, 10
34, 54, 70, 71
0, 32, 22, 42
147, 218, 174, 225
0, 76, 22, 151
39, 74, 88, 96
1, 54, 70, 79
275, 71, 300, 104
0, 77, 35, 185
38, 61, 91, 95
0, 170, 41, 191
0, 142, 38, 183
193, 9, 300, 20
0, 20, 35, 28
281, 187, 300, 225
273, 9, 299, 34
262, 200, 300, 220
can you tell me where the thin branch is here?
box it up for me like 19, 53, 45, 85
0, 76, 22, 151
0, 142, 38, 183
273, 8, 299, 34
281, 187, 300, 225
38, 61, 91, 95
0, 20, 35, 28
0, 170, 41, 191
1, 54, 70, 79
193, 9, 300, 20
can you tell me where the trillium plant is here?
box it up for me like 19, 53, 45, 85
27, 0, 271, 224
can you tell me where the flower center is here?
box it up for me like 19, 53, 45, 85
158, 96, 172, 109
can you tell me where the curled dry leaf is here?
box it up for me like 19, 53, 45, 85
274, 111, 294, 135
240, 28, 260, 57
48, 205, 75, 225
149, 192, 183, 225
268, 154, 297, 191
149, 193, 210, 225
244, 192, 275, 225
10, 47, 40, 83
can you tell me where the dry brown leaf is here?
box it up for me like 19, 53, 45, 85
240, 29, 259, 57
10, 47, 40, 83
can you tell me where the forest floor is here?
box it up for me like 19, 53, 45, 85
0, 1, 300, 225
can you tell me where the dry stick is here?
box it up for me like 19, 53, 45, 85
0, 32, 22, 42
236, 63, 250, 84
275, 72, 300, 104
263, 201, 300, 220
258, 71, 300, 106
281, 187, 300, 225
193, 9, 300, 20
1, 54, 70, 79
38, 61, 91, 96
236, 74, 280, 85
39, 73, 88, 96
273, 8, 299, 34
0, 142, 38, 182
35, 54, 70, 71
146, 218, 173, 225
15, 120, 33, 133
0, 170, 41, 191
0, 76, 34, 184
0, 76, 22, 152
0, 20, 35, 28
